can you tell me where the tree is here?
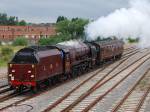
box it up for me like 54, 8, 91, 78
56, 18, 89, 39
7, 16, 16, 25
0, 12, 27, 26
56, 16, 67, 23
56, 19, 71, 35
0, 13, 7, 25
71, 17, 79, 22
19, 20, 27, 26
72, 18, 89, 38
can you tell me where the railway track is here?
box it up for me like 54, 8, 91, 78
65, 53, 150, 112
0, 46, 141, 111
42, 49, 150, 111
0, 85, 10, 94
0, 91, 26, 102
0, 75, 6, 79
124, 46, 138, 52
122, 49, 140, 59
78, 53, 150, 112
110, 69, 150, 112
123, 47, 139, 55
139, 90, 150, 112
124, 46, 136, 51
137, 87, 150, 112
0, 84, 8, 89
0, 75, 8, 89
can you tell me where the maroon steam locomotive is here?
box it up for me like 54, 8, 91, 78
8, 39, 124, 92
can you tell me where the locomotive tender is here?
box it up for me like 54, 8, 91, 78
8, 39, 124, 92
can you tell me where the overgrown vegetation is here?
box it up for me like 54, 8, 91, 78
0, 47, 13, 67
0, 46, 24, 67
0, 13, 27, 26
13, 37, 28, 46
1, 47, 13, 56
38, 34, 71, 45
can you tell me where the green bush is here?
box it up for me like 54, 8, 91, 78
127, 37, 139, 43
38, 38, 52, 45
0, 59, 6, 67
13, 37, 28, 46
1, 47, 13, 64
2, 55, 11, 61
1, 47, 13, 56
38, 34, 71, 45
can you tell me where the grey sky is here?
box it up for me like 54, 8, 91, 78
0, 0, 129, 23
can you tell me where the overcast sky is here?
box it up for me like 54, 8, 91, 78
0, 0, 129, 23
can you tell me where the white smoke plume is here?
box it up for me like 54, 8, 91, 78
58, 39, 85, 48
85, 0, 150, 48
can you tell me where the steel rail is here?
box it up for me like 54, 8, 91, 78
83, 59, 150, 112
62, 53, 150, 112
134, 85, 150, 112
111, 69, 150, 112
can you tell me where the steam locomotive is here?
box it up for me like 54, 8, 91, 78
8, 39, 124, 92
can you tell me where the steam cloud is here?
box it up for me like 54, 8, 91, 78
58, 39, 85, 48
85, 0, 150, 48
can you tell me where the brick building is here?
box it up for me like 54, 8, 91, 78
0, 26, 56, 41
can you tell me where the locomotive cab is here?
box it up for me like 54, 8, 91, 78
8, 48, 38, 90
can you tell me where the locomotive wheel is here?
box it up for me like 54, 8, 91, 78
118, 54, 122, 59
45, 79, 50, 87
31, 86, 38, 93
78, 67, 82, 76
9, 86, 14, 90
51, 79, 55, 85
71, 68, 77, 78
51, 76, 60, 85
16, 86, 23, 93
71, 71, 75, 78
66, 73, 71, 79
